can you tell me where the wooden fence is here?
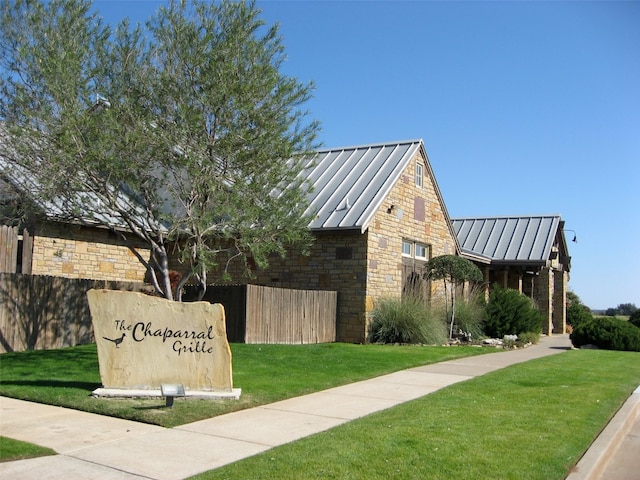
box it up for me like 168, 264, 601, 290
0, 225, 32, 274
1, 277, 337, 352
0, 273, 145, 353
184, 284, 337, 344
245, 285, 336, 344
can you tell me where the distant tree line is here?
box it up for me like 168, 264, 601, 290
604, 303, 638, 317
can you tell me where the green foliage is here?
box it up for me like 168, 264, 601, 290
629, 310, 640, 328
518, 331, 541, 345
616, 303, 638, 316
567, 302, 593, 329
423, 255, 484, 284
451, 292, 486, 340
423, 255, 484, 338
368, 297, 448, 345
484, 287, 543, 338
0, 0, 319, 300
571, 317, 640, 352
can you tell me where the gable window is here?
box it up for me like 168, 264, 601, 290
415, 243, 428, 260
402, 240, 412, 257
402, 240, 429, 260
415, 162, 424, 188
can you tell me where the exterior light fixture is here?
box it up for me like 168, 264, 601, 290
161, 383, 185, 408
564, 229, 577, 243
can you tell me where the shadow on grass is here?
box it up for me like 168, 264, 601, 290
0, 380, 100, 391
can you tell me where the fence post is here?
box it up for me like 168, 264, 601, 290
21, 228, 33, 274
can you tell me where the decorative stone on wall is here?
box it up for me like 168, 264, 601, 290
87, 289, 234, 392
30, 222, 148, 282
367, 150, 457, 307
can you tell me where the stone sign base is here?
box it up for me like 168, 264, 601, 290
87, 289, 237, 393
92, 387, 242, 400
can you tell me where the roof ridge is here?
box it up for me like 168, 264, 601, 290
452, 214, 562, 220
316, 139, 423, 153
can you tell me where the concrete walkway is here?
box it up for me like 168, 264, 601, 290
0, 334, 636, 480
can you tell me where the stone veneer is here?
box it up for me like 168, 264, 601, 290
26, 148, 459, 344
205, 149, 458, 343
29, 222, 148, 282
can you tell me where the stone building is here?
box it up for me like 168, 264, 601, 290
217, 140, 461, 343
1, 135, 572, 343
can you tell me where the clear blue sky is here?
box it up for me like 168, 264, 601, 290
94, 1, 639, 311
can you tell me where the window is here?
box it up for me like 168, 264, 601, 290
403, 240, 430, 260
402, 240, 412, 257
415, 243, 428, 260
415, 162, 424, 188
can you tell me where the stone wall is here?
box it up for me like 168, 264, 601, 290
209, 231, 368, 343
367, 149, 457, 304
29, 222, 148, 282
206, 148, 458, 343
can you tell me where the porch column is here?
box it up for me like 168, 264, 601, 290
536, 267, 554, 335
508, 271, 523, 293
553, 270, 568, 334
483, 266, 490, 302
501, 269, 509, 288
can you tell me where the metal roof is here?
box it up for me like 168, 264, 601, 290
0, 133, 159, 232
299, 140, 423, 232
451, 215, 563, 265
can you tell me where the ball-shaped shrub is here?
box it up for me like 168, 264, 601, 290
484, 288, 543, 338
570, 317, 640, 352
567, 302, 593, 329
629, 310, 640, 329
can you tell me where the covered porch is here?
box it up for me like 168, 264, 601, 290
452, 215, 573, 336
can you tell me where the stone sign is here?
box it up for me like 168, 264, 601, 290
87, 289, 234, 392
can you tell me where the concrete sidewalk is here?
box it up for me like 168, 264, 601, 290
0, 335, 636, 480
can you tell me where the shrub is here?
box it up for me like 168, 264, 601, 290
567, 302, 593, 329
570, 317, 640, 352
484, 288, 543, 338
368, 297, 448, 345
518, 331, 541, 345
629, 310, 640, 329
452, 292, 486, 340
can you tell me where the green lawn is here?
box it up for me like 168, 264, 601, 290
190, 349, 640, 480
3, 344, 638, 478
0, 342, 489, 428
0, 436, 55, 463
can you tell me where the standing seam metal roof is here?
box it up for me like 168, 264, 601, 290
300, 140, 423, 232
451, 215, 562, 264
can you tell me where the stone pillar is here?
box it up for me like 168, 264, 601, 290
501, 269, 509, 288
553, 270, 567, 334
536, 267, 554, 335
483, 266, 490, 302
508, 271, 523, 293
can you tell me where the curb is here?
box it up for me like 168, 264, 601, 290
565, 386, 640, 480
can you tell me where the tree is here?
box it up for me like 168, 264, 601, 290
566, 290, 592, 329
616, 303, 638, 316
423, 255, 483, 339
0, 0, 319, 300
